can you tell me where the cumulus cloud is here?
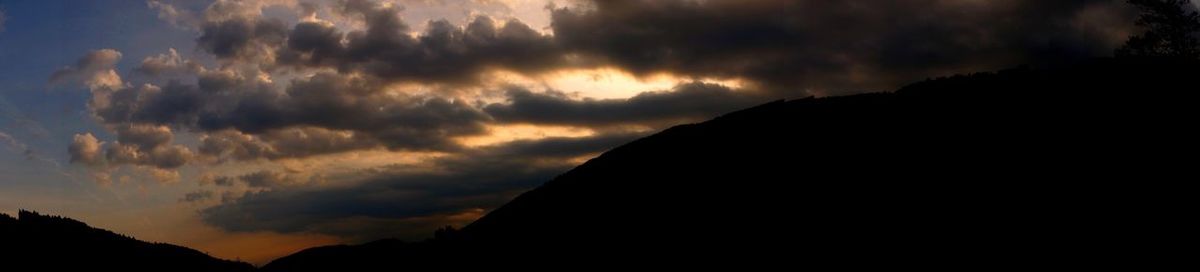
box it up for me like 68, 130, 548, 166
68, 133, 104, 165
197, 16, 288, 59
275, 1, 562, 85
99, 124, 194, 169
135, 48, 202, 76
84, 65, 490, 153
67, 125, 193, 184
92, 83, 207, 127
48, 49, 125, 90
486, 82, 769, 127
67, 61, 493, 177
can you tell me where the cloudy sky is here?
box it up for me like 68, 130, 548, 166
0, 0, 1151, 264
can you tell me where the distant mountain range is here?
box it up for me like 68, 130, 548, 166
4, 57, 1190, 270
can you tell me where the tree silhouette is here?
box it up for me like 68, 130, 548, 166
1117, 0, 1200, 59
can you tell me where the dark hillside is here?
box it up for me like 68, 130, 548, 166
0, 211, 256, 272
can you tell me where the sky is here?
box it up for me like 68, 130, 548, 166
0, 0, 1159, 265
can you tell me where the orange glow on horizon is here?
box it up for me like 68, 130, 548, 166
185, 229, 342, 266
486, 68, 748, 100
456, 124, 596, 147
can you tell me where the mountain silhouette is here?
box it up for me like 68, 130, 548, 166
0, 210, 255, 272
261, 57, 1192, 270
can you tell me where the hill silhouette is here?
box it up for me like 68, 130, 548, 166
260, 57, 1193, 270
0, 211, 255, 272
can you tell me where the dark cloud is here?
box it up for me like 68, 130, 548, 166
550, 0, 1135, 93
486, 82, 769, 127
193, 72, 491, 151
199, 127, 379, 161
270, 0, 1135, 93
195, 69, 248, 92
197, 16, 287, 59
89, 69, 489, 154
276, 0, 562, 84
279, 21, 343, 66
105, 124, 193, 168
200, 132, 638, 240
93, 82, 206, 126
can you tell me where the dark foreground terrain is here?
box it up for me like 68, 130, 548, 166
0, 211, 255, 271
3, 58, 1191, 270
